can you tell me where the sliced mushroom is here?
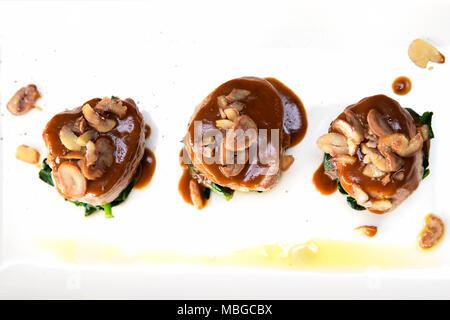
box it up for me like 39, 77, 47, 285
219, 163, 245, 177
6, 84, 40, 116
281, 154, 295, 171
361, 143, 403, 172
344, 110, 365, 139
79, 137, 114, 180
202, 135, 215, 146
189, 179, 204, 209
227, 101, 245, 112
224, 107, 239, 121
216, 119, 234, 130
317, 133, 349, 157
333, 155, 356, 166
57, 161, 87, 197
85, 141, 98, 166
82, 103, 116, 133
378, 133, 423, 158
419, 214, 445, 249
95, 97, 127, 119
367, 109, 393, 137
217, 95, 228, 109
331, 119, 364, 155
59, 125, 82, 152
352, 184, 369, 205
73, 116, 88, 135
369, 200, 392, 212
362, 163, 386, 178
76, 130, 97, 147
219, 107, 227, 119
226, 88, 250, 102
225, 115, 258, 151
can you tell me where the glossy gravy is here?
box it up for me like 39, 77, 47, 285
313, 163, 337, 195
134, 148, 156, 190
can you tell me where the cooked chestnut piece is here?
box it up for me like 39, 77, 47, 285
42, 97, 146, 207
180, 76, 307, 207
317, 95, 433, 213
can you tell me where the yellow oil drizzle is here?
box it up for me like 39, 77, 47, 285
35, 238, 441, 271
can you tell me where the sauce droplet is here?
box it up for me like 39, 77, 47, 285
313, 163, 337, 195
392, 76, 412, 96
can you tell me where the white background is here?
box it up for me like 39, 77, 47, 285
0, 0, 449, 299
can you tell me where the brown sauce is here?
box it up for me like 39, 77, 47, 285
134, 148, 156, 190
265, 77, 308, 147
392, 76, 411, 95
178, 167, 193, 205
43, 98, 146, 199
144, 124, 151, 139
313, 163, 337, 195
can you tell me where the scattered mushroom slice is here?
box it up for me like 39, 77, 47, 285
367, 109, 393, 137
225, 115, 258, 151
354, 225, 378, 237
408, 39, 445, 68
362, 163, 386, 178
226, 88, 250, 102
82, 103, 116, 133
16, 145, 40, 164
281, 154, 295, 171
6, 84, 40, 116
419, 214, 445, 249
189, 179, 204, 209
370, 200, 392, 212
317, 133, 349, 157
95, 97, 127, 119
59, 125, 82, 151
216, 119, 234, 130
80, 137, 114, 180
76, 130, 97, 147
57, 161, 87, 197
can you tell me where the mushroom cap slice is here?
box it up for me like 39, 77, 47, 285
54, 161, 87, 198
7, 84, 40, 116
82, 103, 117, 133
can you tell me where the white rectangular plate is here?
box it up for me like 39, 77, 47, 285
0, 0, 450, 299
